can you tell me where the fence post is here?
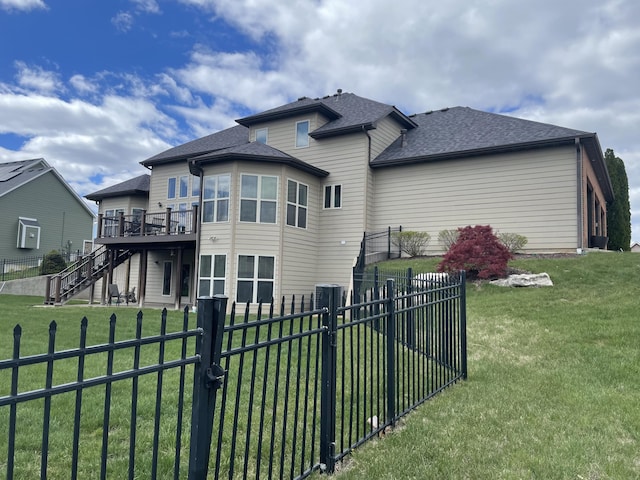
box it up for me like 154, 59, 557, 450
386, 278, 396, 426
459, 271, 467, 379
318, 284, 340, 474
406, 268, 414, 349
188, 295, 228, 480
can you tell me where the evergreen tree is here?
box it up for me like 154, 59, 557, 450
604, 149, 631, 250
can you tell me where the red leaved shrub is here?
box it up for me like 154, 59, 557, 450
437, 225, 512, 280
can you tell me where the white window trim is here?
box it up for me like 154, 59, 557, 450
198, 253, 227, 297
239, 174, 278, 224
255, 127, 268, 144
236, 254, 276, 304
202, 173, 231, 224
286, 178, 308, 229
295, 120, 310, 148
167, 177, 177, 200
323, 184, 342, 209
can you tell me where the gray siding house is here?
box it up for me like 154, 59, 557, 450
84, 91, 613, 309
0, 158, 95, 263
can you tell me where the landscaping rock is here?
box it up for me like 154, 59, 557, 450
491, 273, 553, 287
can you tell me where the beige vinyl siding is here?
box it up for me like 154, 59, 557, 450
280, 169, 321, 297
369, 116, 403, 159
372, 146, 578, 252
148, 163, 198, 213
314, 135, 369, 287
249, 113, 327, 160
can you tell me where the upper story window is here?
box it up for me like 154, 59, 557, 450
192, 177, 200, 197
324, 184, 342, 209
295, 120, 310, 148
286, 179, 308, 228
203, 174, 230, 223
179, 175, 189, 198
167, 177, 177, 199
255, 128, 268, 144
240, 174, 278, 223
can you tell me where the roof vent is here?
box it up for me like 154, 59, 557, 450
337, 88, 343, 95
297, 96, 308, 101
440, 107, 449, 112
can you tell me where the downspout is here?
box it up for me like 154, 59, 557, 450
363, 125, 372, 233
575, 138, 584, 251
190, 159, 204, 308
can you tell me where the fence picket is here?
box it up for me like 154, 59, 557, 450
1, 269, 466, 479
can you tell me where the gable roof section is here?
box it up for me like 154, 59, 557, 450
372, 106, 613, 201
372, 107, 591, 164
189, 142, 329, 178
0, 158, 96, 217
236, 92, 418, 139
141, 124, 249, 167
85, 174, 150, 201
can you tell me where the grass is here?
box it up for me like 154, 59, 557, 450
334, 251, 640, 479
1, 251, 639, 479
0, 298, 197, 479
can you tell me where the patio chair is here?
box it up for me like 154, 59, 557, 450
108, 284, 123, 306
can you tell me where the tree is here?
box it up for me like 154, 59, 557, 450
604, 149, 631, 251
437, 225, 512, 280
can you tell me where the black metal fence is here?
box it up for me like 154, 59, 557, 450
0, 272, 466, 479
1, 251, 80, 281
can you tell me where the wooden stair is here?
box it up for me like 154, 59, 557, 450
44, 246, 133, 305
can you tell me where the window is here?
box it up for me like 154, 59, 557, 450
167, 177, 176, 199
104, 208, 125, 236
199, 254, 226, 296
295, 120, 309, 148
256, 128, 268, 144
323, 184, 342, 209
162, 261, 172, 296
240, 174, 277, 223
286, 179, 308, 228
203, 174, 230, 223
192, 177, 200, 197
237, 255, 275, 304
179, 175, 189, 198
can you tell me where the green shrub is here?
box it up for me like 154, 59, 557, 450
437, 225, 512, 280
40, 250, 67, 275
391, 231, 431, 257
438, 229, 460, 251
498, 232, 528, 253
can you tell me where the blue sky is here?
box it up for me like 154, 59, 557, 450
1, 0, 639, 244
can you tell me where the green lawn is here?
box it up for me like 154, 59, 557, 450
1, 251, 639, 479
334, 251, 640, 479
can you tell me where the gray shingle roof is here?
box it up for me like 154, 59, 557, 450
191, 142, 329, 177
142, 125, 249, 166
237, 92, 417, 138
0, 158, 48, 198
372, 107, 592, 166
85, 174, 150, 201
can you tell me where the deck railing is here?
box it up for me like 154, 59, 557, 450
96, 206, 199, 239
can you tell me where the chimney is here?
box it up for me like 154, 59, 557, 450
400, 129, 407, 148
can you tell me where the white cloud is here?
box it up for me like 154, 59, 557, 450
111, 11, 134, 32
69, 74, 98, 95
0, 0, 46, 12
14, 61, 62, 95
131, 0, 160, 14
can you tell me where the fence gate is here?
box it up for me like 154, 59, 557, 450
0, 273, 466, 479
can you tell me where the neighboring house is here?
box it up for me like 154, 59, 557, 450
84, 91, 613, 309
0, 158, 95, 263
631, 242, 640, 253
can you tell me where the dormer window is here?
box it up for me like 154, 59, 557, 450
295, 120, 310, 148
256, 128, 268, 144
